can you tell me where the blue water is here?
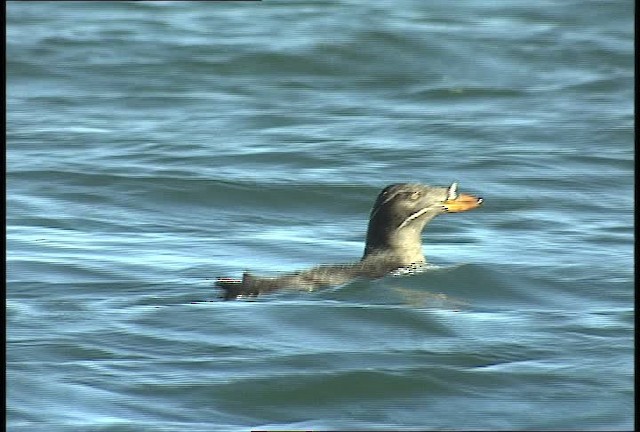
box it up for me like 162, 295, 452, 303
7, 1, 634, 431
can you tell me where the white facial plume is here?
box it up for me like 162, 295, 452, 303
447, 182, 459, 201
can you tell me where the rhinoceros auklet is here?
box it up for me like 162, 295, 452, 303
217, 182, 483, 300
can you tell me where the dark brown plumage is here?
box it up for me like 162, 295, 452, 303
217, 182, 483, 300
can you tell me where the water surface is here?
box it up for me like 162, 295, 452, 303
7, 1, 634, 430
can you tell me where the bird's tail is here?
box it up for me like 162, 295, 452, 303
216, 273, 260, 300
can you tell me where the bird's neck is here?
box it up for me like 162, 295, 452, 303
362, 214, 436, 266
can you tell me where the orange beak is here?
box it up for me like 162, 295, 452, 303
443, 193, 484, 213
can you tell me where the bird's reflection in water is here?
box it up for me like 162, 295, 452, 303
390, 285, 470, 311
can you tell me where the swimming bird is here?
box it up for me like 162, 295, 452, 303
217, 182, 483, 300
